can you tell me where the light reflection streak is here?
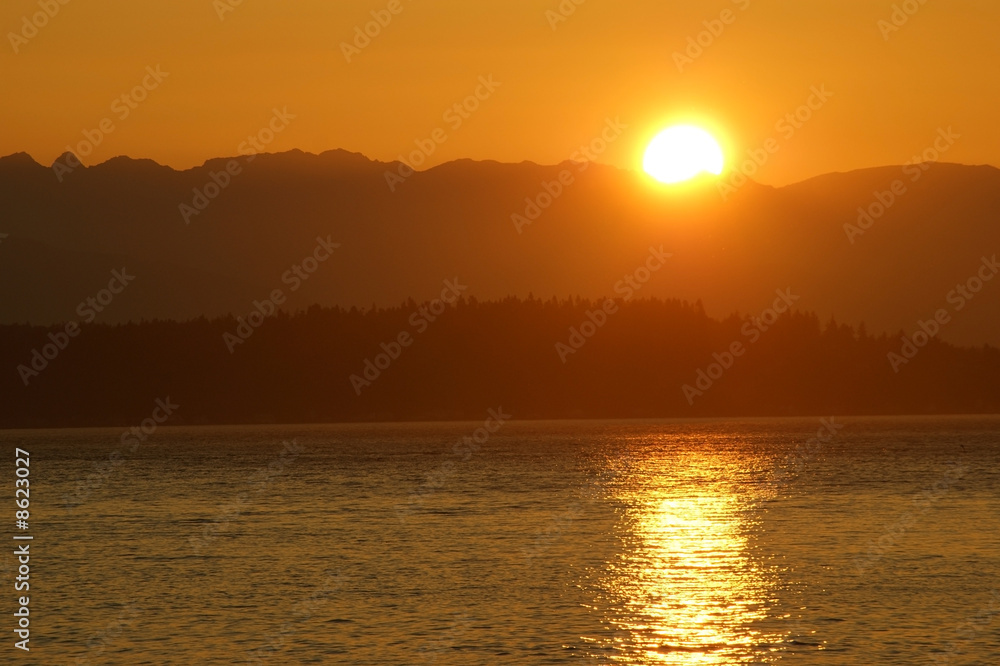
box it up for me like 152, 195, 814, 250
583, 444, 783, 664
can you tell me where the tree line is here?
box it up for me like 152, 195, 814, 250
1, 295, 997, 428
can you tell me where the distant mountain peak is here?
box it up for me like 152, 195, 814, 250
192, 148, 379, 174
52, 151, 82, 168
0, 152, 42, 169
92, 155, 171, 172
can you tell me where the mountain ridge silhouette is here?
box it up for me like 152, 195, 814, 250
1, 150, 997, 347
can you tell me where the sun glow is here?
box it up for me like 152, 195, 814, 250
643, 125, 725, 184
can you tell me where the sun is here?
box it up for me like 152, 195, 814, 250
643, 125, 725, 184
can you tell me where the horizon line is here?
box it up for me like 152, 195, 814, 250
2, 149, 997, 191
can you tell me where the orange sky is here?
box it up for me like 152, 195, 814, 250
2, 0, 996, 185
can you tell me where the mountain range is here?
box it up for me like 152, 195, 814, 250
2, 150, 997, 347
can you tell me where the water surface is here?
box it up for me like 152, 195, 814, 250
4, 415, 999, 664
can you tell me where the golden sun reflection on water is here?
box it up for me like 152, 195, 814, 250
586, 446, 782, 664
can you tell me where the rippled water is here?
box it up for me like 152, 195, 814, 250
4, 416, 999, 664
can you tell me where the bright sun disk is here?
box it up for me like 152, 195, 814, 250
643, 125, 725, 184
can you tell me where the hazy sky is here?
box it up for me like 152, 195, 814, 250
2, 0, 996, 185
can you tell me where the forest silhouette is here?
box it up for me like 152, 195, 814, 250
2, 295, 996, 428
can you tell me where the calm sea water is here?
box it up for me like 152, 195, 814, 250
3, 416, 999, 664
